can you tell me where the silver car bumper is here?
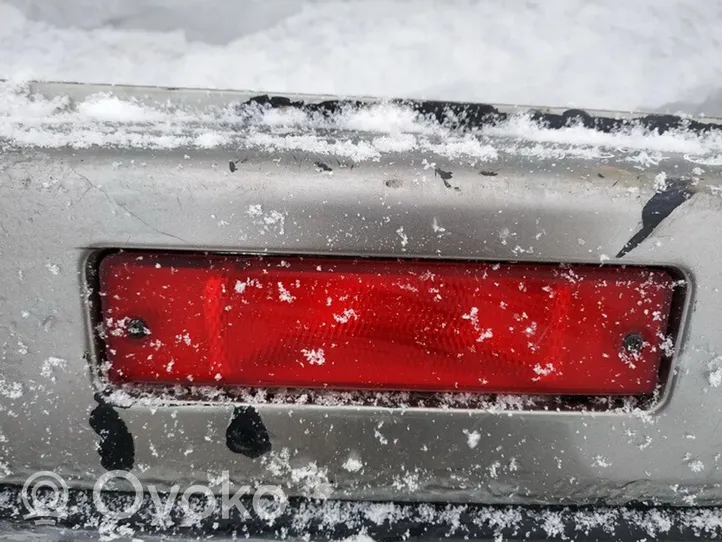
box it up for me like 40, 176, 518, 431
1, 82, 722, 538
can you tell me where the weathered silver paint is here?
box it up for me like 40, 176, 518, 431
1, 83, 721, 506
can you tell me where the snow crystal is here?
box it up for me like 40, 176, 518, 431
709, 368, 722, 388
432, 217, 446, 233
462, 307, 479, 328
342, 457, 364, 473
277, 282, 295, 303
301, 348, 325, 366
627, 151, 664, 168
463, 430, 481, 449
263, 448, 333, 499
541, 512, 566, 538
340, 104, 426, 134
461, 307, 494, 343
333, 309, 358, 324
396, 227, 408, 249
77, 94, 168, 123
653, 171, 668, 192
195, 132, 229, 148
532, 363, 555, 377
593, 456, 611, 468
0, 377, 22, 399
247, 132, 380, 162
707, 356, 722, 388
373, 429, 388, 445
247, 204, 286, 235
247, 204, 263, 218
373, 134, 416, 153
16, 341, 27, 356
40, 356, 67, 380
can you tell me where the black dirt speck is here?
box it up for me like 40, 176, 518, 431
434, 168, 454, 189
315, 161, 333, 172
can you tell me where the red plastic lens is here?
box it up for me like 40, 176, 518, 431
98, 253, 675, 395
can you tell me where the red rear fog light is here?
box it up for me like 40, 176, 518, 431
97, 252, 676, 395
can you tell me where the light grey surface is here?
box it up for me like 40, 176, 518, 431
1, 83, 722, 507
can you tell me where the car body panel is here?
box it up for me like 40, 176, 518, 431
1, 82, 722, 508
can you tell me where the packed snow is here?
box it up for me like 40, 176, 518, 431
1, 1, 722, 117
3, 79, 722, 171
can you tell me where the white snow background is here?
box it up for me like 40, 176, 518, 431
1, 0, 721, 116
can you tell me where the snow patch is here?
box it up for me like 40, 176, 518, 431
0, 377, 22, 399
593, 456, 611, 468
301, 348, 325, 366
396, 227, 408, 249
707, 356, 722, 388
463, 430, 481, 449
342, 457, 364, 473
40, 356, 67, 380
277, 282, 296, 303
653, 171, 668, 192
3, 83, 722, 165
262, 448, 332, 499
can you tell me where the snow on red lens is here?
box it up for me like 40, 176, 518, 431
98, 252, 674, 395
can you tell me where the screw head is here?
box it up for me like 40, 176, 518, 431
126, 318, 150, 339
623, 332, 644, 354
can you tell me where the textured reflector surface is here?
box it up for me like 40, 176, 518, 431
98, 252, 675, 394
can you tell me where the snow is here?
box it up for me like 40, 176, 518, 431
5, 488, 722, 541
653, 171, 669, 192
395, 227, 408, 249
463, 430, 481, 449
707, 356, 722, 388
245, 205, 286, 235
40, 356, 67, 379
301, 348, 326, 366
277, 282, 296, 303
3, 78, 722, 162
262, 448, 333, 499
333, 309, 358, 324
1, 1, 722, 117
342, 457, 364, 473
0, 377, 22, 399
593, 456, 611, 468
1, 4, 720, 535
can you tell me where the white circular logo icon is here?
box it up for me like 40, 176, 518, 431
21, 471, 69, 520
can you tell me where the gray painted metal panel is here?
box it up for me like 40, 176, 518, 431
1, 83, 721, 507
